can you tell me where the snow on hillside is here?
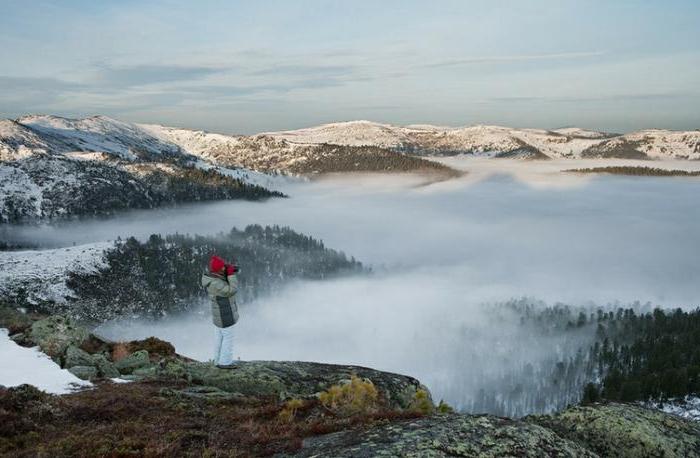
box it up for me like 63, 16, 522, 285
139, 123, 309, 172
552, 127, 612, 139
138, 123, 246, 156
265, 121, 699, 160
266, 122, 607, 158
0, 164, 43, 220
263, 120, 415, 148
616, 130, 700, 160
0, 116, 286, 205
3, 114, 698, 175
645, 397, 700, 422
18, 115, 182, 160
0, 243, 111, 305
193, 160, 297, 189
508, 128, 607, 158
0, 329, 92, 394
0, 119, 51, 160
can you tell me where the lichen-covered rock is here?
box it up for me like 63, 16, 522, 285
28, 315, 89, 360
298, 413, 598, 457
115, 350, 151, 375
528, 403, 700, 458
64, 345, 95, 368
153, 360, 428, 409
159, 385, 248, 402
92, 354, 120, 378
67, 365, 98, 381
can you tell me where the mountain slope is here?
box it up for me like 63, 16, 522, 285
140, 122, 458, 175
0, 154, 283, 223
265, 121, 700, 160
0, 119, 53, 161
16, 115, 183, 161
581, 129, 700, 160
0, 115, 289, 222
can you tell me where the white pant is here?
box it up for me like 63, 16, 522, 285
213, 325, 235, 365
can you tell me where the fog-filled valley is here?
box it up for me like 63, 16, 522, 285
4, 159, 698, 416
4, 1, 700, 454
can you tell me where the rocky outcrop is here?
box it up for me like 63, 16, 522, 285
152, 359, 428, 409
64, 345, 119, 380
28, 315, 89, 361
528, 403, 700, 458
299, 413, 597, 457
297, 404, 700, 457
4, 310, 700, 457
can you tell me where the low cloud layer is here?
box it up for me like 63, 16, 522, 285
11, 166, 697, 413
8, 168, 700, 306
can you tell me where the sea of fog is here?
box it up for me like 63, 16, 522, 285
4, 159, 699, 414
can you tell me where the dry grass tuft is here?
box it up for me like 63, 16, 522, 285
318, 375, 380, 417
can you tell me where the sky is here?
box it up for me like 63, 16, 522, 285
1, 0, 699, 134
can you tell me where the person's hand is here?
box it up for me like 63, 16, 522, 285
225, 264, 238, 276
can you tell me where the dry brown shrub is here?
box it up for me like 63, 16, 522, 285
111, 342, 130, 362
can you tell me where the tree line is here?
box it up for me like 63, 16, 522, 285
66, 224, 365, 322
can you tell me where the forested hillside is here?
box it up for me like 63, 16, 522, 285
65, 225, 364, 321
0, 155, 283, 223
582, 307, 700, 403
457, 300, 700, 417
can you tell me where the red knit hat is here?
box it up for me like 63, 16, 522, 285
209, 255, 226, 273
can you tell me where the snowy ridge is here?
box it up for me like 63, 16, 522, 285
1, 114, 281, 185
17, 114, 183, 160
140, 123, 313, 172
0, 242, 111, 306
262, 120, 416, 148
265, 120, 700, 160
0, 115, 287, 220
0, 119, 52, 160
4, 114, 698, 171
584, 129, 700, 160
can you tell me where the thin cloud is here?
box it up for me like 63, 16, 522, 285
248, 64, 354, 77
489, 92, 697, 103
93, 63, 226, 88
425, 51, 606, 68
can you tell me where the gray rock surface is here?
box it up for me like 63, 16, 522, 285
64, 345, 94, 368
528, 403, 700, 458
67, 365, 98, 381
115, 349, 151, 375
28, 315, 89, 361
152, 359, 427, 409
93, 354, 120, 378
297, 413, 598, 457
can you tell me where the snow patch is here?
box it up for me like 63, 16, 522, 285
645, 396, 700, 422
0, 243, 111, 305
0, 328, 91, 394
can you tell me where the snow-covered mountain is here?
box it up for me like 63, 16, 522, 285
0, 119, 53, 161
4, 114, 698, 175
8, 115, 183, 161
0, 115, 288, 223
138, 122, 454, 174
138, 123, 302, 171
265, 121, 700, 160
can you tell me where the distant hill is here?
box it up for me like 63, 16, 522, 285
0, 115, 287, 223
3, 114, 698, 221
264, 120, 700, 160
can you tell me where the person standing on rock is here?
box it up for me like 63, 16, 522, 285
201, 254, 240, 369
